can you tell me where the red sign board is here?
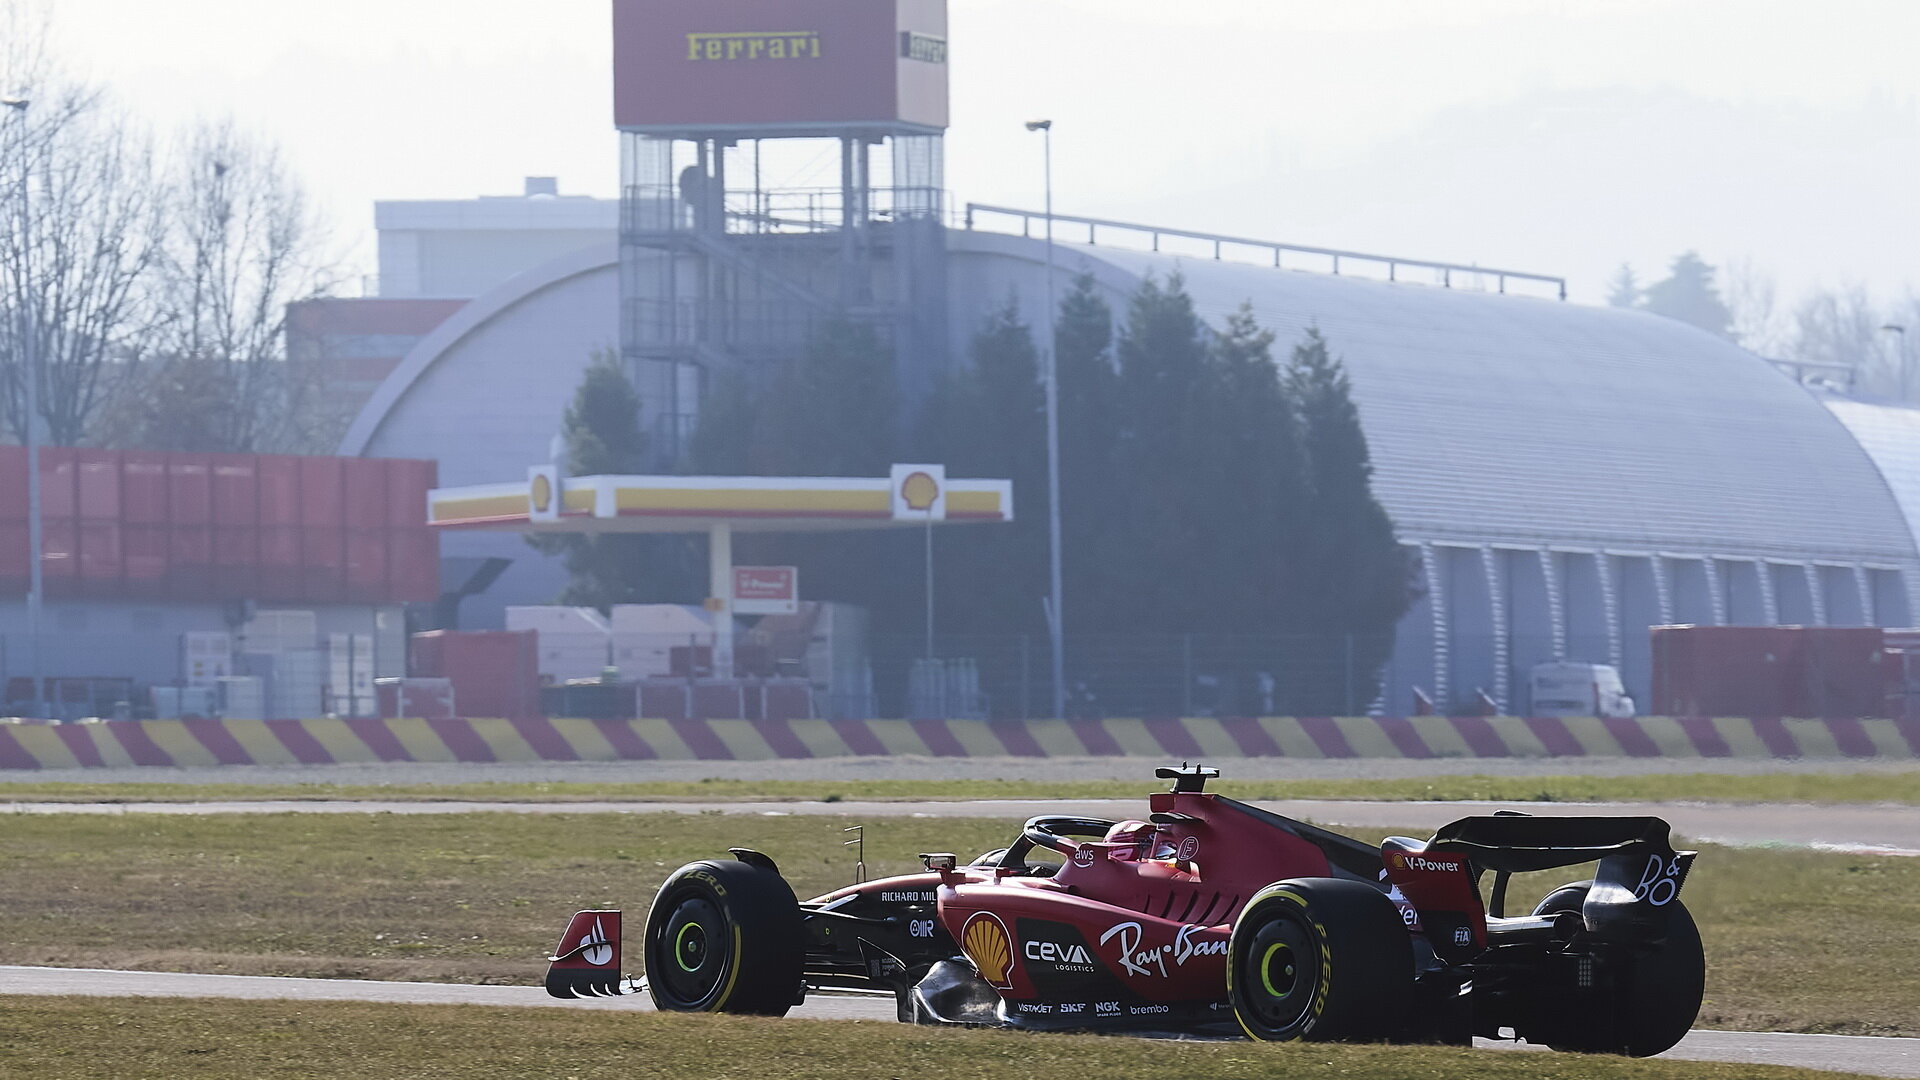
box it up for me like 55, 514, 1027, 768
733, 565, 799, 614
612, 0, 948, 133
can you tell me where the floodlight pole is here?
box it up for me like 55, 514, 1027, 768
1026, 119, 1065, 720
5, 97, 40, 717
1883, 324, 1909, 403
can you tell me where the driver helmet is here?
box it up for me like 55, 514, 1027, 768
1103, 819, 1176, 861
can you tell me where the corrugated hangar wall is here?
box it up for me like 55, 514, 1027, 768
347, 229, 1920, 716
946, 230, 1920, 715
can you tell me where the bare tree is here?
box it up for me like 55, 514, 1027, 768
0, 13, 163, 446
1722, 258, 1793, 359
1791, 284, 1888, 396
1879, 292, 1920, 402
113, 120, 339, 452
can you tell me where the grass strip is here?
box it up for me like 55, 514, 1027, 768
0, 997, 1882, 1080
0, 810, 1914, 1036
3, 770, 1919, 805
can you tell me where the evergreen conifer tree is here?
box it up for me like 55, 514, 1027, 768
1606, 264, 1641, 309
1053, 274, 1124, 634
760, 319, 898, 475
531, 351, 698, 610
1209, 303, 1309, 636
698, 319, 911, 630
1286, 328, 1415, 712
1114, 273, 1220, 632
1642, 251, 1734, 338
913, 298, 1048, 634
683, 369, 759, 476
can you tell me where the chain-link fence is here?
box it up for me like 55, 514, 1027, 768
862, 633, 1400, 721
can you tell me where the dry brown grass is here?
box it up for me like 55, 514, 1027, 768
0, 812, 1913, 1036
0, 997, 1885, 1080
3, 770, 1919, 804
0, 812, 1010, 983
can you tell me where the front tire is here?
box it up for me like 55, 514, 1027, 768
1529, 881, 1704, 1057
1227, 877, 1414, 1042
643, 859, 803, 1016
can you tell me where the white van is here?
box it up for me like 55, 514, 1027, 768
1529, 661, 1635, 719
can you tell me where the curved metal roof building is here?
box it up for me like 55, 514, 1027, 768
348, 222, 1920, 714
951, 229, 1920, 712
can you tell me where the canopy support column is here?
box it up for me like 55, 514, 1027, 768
709, 523, 733, 679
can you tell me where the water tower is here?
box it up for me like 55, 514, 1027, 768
613, 0, 950, 463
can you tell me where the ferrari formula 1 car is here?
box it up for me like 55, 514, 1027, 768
545, 764, 1704, 1055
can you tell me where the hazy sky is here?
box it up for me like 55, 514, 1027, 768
33, 0, 1920, 306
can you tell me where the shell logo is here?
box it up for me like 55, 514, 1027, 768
960, 912, 1014, 989
531, 472, 553, 514
900, 470, 939, 512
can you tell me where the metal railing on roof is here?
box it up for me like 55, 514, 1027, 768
962, 202, 1567, 301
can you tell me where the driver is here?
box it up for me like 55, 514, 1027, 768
1104, 820, 1178, 862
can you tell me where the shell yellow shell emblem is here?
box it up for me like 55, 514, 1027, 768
961, 912, 1014, 989
900, 470, 939, 512
530, 472, 553, 514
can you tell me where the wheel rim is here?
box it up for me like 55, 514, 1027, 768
673, 920, 709, 972
1240, 913, 1317, 1033
655, 894, 730, 1006
1259, 942, 1298, 1000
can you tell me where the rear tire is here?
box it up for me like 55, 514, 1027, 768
643, 859, 803, 1016
1530, 881, 1704, 1057
1227, 878, 1414, 1042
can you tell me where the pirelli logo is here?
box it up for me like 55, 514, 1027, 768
686, 31, 821, 62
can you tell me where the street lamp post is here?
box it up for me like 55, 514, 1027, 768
3, 96, 39, 717
1883, 324, 1909, 403
1025, 119, 1065, 720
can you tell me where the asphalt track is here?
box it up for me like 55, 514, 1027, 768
2, 965, 1915, 1077
6, 796, 1917, 855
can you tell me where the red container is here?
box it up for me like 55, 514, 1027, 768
388, 528, 438, 602
344, 458, 388, 529
692, 680, 744, 720
1652, 625, 1887, 718
764, 679, 812, 722
377, 677, 456, 720
639, 680, 689, 720
0, 447, 435, 605
410, 630, 539, 719
1797, 627, 1887, 719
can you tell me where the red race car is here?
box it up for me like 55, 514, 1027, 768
546, 764, 1703, 1055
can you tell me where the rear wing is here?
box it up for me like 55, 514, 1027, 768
1428, 815, 1696, 943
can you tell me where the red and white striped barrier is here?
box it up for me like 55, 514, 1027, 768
2, 715, 1918, 768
